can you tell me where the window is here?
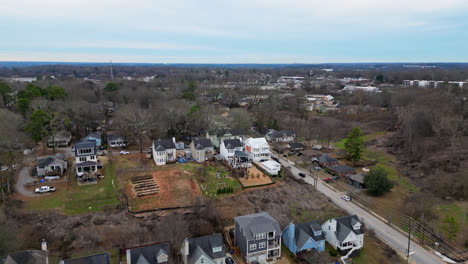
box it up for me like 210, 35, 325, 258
255, 233, 266, 240
157, 255, 168, 263
249, 243, 256, 251
77, 167, 82, 172
201, 258, 204, 264
79, 157, 86, 162
90, 156, 95, 160
259, 242, 266, 249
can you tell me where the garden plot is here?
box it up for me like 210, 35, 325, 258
131, 175, 160, 197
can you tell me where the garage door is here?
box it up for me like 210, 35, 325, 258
258, 254, 267, 261
248, 255, 257, 262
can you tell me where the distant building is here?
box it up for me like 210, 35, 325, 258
402, 80, 467, 88
278, 76, 305, 84
342, 86, 380, 93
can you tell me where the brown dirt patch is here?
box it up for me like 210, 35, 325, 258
127, 169, 202, 212
239, 167, 272, 187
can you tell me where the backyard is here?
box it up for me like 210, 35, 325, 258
238, 166, 273, 187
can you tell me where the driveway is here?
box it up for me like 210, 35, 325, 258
273, 153, 444, 264
16, 166, 38, 197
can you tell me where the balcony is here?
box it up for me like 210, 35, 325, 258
268, 239, 280, 248
338, 241, 360, 250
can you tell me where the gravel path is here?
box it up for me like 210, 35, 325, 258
16, 166, 38, 197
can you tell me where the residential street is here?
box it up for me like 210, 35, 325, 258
274, 155, 444, 264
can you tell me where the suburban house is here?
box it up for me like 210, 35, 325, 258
231, 151, 252, 169
3, 241, 48, 264
74, 140, 100, 178
300, 149, 323, 160
321, 215, 364, 257
60, 252, 110, 264
152, 139, 177, 166
206, 129, 243, 149
80, 131, 102, 146
317, 154, 338, 167
266, 130, 295, 143
234, 212, 282, 263
244, 137, 271, 163
107, 134, 126, 148
282, 220, 326, 255
220, 139, 243, 161
180, 234, 226, 264
190, 139, 215, 163
327, 165, 356, 177
287, 142, 307, 151
35, 153, 68, 177
259, 160, 281, 175
126, 242, 171, 264
47, 130, 72, 147
347, 173, 366, 189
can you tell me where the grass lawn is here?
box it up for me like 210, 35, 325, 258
25, 161, 120, 215
183, 163, 241, 197
352, 234, 405, 264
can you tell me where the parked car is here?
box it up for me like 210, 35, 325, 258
314, 166, 322, 170
45, 175, 60, 180
332, 175, 339, 180
1, 166, 8, 171
328, 146, 334, 150
35, 186, 56, 193
323, 177, 333, 183
341, 195, 351, 202
225, 256, 235, 264
120, 150, 130, 155
298, 172, 306, 178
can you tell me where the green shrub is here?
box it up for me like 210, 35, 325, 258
328, 249, 338, 257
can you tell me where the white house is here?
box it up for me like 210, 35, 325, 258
220, 139, 243, 161
341, 86, 380, 93
260, 160, 281, 175
321, 215, 364, 257
107, 134, 126, 148
74, 141, 100, 177
180, 234, 226, 264
244, 137, 271, 162
152, 139, 177, 166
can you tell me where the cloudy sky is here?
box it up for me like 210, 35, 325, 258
1, 0, 468, 63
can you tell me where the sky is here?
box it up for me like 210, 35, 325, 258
1, 0, 468, 63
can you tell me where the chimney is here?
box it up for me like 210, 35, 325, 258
41, 239, 47, 251
183, 238, 189, 264
172, 137, 176, 144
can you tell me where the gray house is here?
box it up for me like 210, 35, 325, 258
47, 130, 72, 147
60, 252, 110, 264
347, 174, 366, 189
234, 212, 282, 263
266, 130, 295, 143
181, 234, 226, 264
35, 154, 68, 177
126, 242, 171, 264
190, 139, 215, 163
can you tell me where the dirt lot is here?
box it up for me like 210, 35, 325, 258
126, 169, 202, 212
238, 166, 272, 187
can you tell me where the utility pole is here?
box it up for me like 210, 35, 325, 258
110, 60, 114, 81
407, 218, 412, 263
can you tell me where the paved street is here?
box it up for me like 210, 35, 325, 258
275, 155, 444, 264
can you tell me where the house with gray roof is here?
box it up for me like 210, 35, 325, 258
234, 212, 282, 263
266, 130, 295, 143
327, 165, 356, 177
220, 139, 243, 161
282, 220, 325, 255
317, 154, 338, 167
47, 130, 72, 148
34, 153, 68, 177
321, 215, 364, 257
152, 139, 177, 166
60, 252, 110, 264
180, 234, 226, 264
347, 173, 366, 189
206, 129, 243, 149
74, 140, 100, 179
107, 133, 126, 148
125, 242, 171, 264
3, 250, 48, 264
190, 139, 214, 163
80, 132, 102, 146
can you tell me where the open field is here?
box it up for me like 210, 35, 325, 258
238, 166, 272, 187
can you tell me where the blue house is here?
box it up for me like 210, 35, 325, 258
81, 132, 102, 146
282, 220, 326, 255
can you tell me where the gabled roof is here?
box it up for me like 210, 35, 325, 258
349, 174, 365, 184
216, 129, 243, 137
61, 252, 110, 264
234, 212, 281, 240
294, 221, 325, 248
75, 140, 96, 150
153, 139, 176, 151
288, 142, 306, 149
244, 137, 268, 148
36, 157, 55, 167
223, 139, 242, 149
334, 215, 364, 242
267, 130, 294, 139
187, 234, 225, 264
328, 165, 356, 173
107, 134, 125, 141
318, 154, 338, 164
3, 250, 48, 264
126, 242, 171, 264
193, 139, 213, 150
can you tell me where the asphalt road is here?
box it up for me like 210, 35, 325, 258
275, 155, 444, 264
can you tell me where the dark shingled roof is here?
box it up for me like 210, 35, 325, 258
234, 150, 249, 158
288, 142, 307, 149
294, 220, 326, 249
4, 250, 48, 264
153, 139, 176, 151
126, 242, 170, 264
187, 234, 226, 264
216, 129, 243, 137
349, 173, 365, 184
61, 252, 110, 264
36, 157, 55, 167
318, 154, 338, 164
268, 130, 294, 139
234, 212, 281, 240
335, 215, 364, 242
193, 139, 213, 150
328, 165, 356, 173
223, 139, 242, 149
107, 134, 125, 141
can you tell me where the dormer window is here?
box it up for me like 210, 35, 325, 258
313, 230, 322, 236
157, 255, 168, 263
255, 233, 266, 240
212, 246, 222, 253
354, 224, 361, 230
268, 231, 275, 239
